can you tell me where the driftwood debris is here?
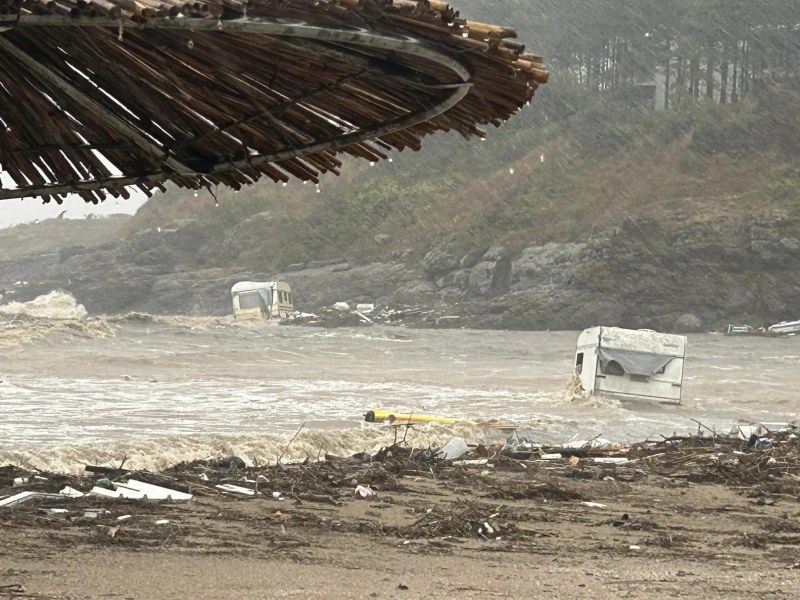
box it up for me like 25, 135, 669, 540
0, 0, 548, 202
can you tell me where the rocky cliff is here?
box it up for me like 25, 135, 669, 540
2, 208, 800, 334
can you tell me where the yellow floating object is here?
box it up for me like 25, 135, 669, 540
364, 409, 474, 426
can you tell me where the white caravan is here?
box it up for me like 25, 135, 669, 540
231, 281, 293, 320
574, 326, 686, 404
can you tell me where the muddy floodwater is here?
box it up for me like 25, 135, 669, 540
1, 316, 799, 471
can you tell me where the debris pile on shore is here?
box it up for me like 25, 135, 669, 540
282, 303, 463, 328
3, 422, 798, 552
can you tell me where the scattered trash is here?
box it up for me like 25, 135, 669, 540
629, 545, 642, 551
561, 437, 614, 450
354, 485, 376, 499
95, 477, 115, 490
0, 491, 58, 508
436, 437, 468, 460
216, 483, 259, 496
747, 434, 774, 450
594, 457, 629, 464
540, 453, 563, 460
505, 429, 539, 456
90, 486, 145, 500
59, 486, 85, 498
2, 418, 799, 558
89, 480, 192, 501
283, 303, 461, 329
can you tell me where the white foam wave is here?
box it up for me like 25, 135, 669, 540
0, 291, 87, 319
0, 423, 497, 474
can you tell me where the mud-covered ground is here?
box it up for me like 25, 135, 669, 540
2, 433, 800, 599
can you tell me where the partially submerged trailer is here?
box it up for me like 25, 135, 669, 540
575, 326, 687, 404
231, 281, 293, 321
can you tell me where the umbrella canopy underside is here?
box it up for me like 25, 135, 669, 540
0, 0, 547, 202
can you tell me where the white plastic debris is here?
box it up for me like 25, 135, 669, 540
629, 545, 642, 551
88, 480, 192, 501
43, 508, 69, 515
59, 486, 85, 498
580, 501, 607, 509
0, 491, 41, 508
216, 484, 259, 496
354, 485, 376, 499
540, 453, 563, 460
117, 515, 132, 521
593, 457, 629, 464
356, 303, 375, 313
436, 437, 468, 460
155, 519, 170, 525
90, 486, 146, 500
452, 459, 490, 466
562, 438, 614, 450
272, 491, 285, 500
332, 301, 350, 311
122, 480, 193, 501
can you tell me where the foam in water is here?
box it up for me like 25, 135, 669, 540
0, 291, 113, 346
0, 290, 87, 319
0, 423, 497, 474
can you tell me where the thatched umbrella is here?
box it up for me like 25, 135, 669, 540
0, 0, 547, 202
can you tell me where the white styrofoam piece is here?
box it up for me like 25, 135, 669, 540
89, 486, 146, 500
123, 480, 193, 501
0, 491, 38, 507
216, 484, 258, 496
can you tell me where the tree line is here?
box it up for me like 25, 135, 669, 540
464, 0, 800, 107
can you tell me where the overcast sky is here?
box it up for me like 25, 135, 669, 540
0, 172, 148, 229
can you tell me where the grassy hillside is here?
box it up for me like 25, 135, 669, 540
123, 69, 800, 272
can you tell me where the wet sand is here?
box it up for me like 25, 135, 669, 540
3, 436, 800, 599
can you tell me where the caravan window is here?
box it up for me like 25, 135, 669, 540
237, 292, 261, 310
600, 360, 625, 376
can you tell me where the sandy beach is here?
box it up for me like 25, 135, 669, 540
3, 432, 800, 600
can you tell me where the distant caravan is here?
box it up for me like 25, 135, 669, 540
231, 281, 293, 321
574, 326, 687, 404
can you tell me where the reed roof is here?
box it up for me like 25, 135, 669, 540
0, 0, 547, 202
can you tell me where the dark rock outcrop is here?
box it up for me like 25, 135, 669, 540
2, 215, 800, 333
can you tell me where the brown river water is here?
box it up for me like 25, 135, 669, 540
1, 310, 798, 472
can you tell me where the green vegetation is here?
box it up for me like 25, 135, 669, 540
126, 1, 800, 271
